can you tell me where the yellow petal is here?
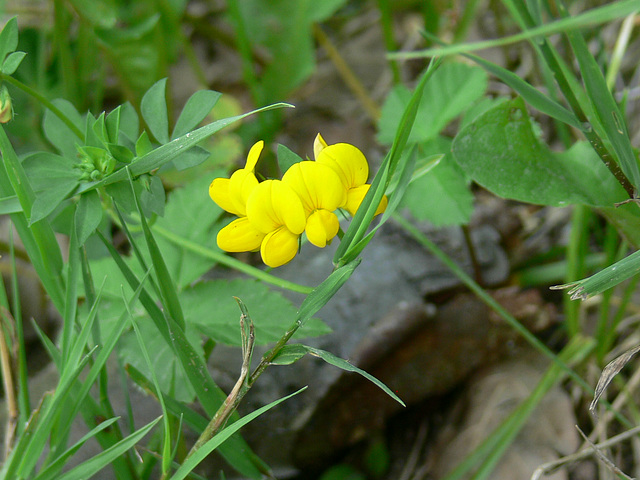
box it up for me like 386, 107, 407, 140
313, 133, 328, 159
282, 161, 346, 214
228, 168, 259, 216
217, 217, 265, 252
345, 184, 388, 216
306, 209, 339, 248
316, 143, 368, 190
245, 140, 264, 171
246, 180, 306, 235
209, 177, 243, 216
260, 226, 300, 267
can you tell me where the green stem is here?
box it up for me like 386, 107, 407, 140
0, 74, 84, 140
564, 204, 589, 337
150, 223, 313, 294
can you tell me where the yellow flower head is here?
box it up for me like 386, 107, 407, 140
313, 134, 387, 216
210, 141, 266, 253
282, 161, 346, 248
209, 140, 263, 216
246, 179, 307, 267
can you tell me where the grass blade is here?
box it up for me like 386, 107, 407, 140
55, 417, 161, 480
170, 388, 307, 480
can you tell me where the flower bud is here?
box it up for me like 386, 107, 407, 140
0, 86, 13, 123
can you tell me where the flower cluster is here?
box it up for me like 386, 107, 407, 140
209, 135, 387, 268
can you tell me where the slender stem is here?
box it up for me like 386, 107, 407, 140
376, 0, 401, 84
0, 74, 84, 140
186, 311, 254, 458
313, 24, 381, 122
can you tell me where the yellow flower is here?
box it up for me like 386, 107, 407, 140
246, 179, 307, 267
282, 161, 346, 248
314, 133, 387, 216
209, 141, 266, 252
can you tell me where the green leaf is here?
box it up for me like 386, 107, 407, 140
269, 343, 309, 365
56, 417, 161, 480
451, 97, 628, 207
74, 190, 103, 245
139, 174, 165, 217
0, 17, 18, 63
277, 143, 304, 173
378, 61, 487, 145
170, 388, 307, 480
400, 152, 473, 226
105, 105, 121, 144
183, 279, 330, 346
297, 260, 360, 326
42, 100, 85, 158
65, 0, 117, 29
172, 90, 222, 139
2, 50, 26, 75
141, 78, 170, 144
273, 344, 405, 406
171, 145, 210, 171
118, 102, 140, 144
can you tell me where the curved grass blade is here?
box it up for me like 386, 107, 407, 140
334, 58, 441, 264
389, 0, 640, 60
170, 388, 307, 480
272, 344, 405, 406
552, 248, 640, 300
55, 417, 161, 480
33, 417, 120, 480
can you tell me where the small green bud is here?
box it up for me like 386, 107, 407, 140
74, 145, 116, 181
0, 85, 13, 123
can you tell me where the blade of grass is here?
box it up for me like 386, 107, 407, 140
125, 363, 270, 478
33, 417, 120, 480
170, 388, 307, 480
55, 417, 162, 480
558, 2, 640, 190
126, 290, 173, 476
9, 347, 95, 479
61, 226, 80, 364
126, 168, 185, 330
334, 58, 441, 264
8, 229, 29, 432
389, 0, 640, 60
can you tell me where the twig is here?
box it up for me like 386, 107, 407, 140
186, 299, 255, 459
531, 424, 640, 479
313, 23, 381, 122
